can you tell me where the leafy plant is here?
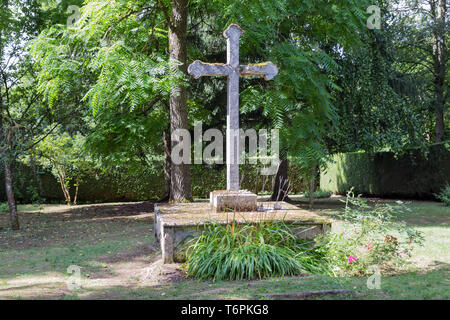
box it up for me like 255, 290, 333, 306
434, 184, 450, 206
304, 189, 332, 199
0, 203, 9, 213
184, 221, 326, 281
315, 190, 424, 276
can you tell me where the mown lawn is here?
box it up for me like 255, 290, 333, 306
0, 198, 448, 299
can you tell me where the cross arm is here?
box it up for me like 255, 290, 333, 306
239, 62, 278, 80
187, 60, 231, 79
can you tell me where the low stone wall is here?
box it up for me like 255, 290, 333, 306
154, 202, 331, 263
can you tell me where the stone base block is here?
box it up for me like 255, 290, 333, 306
210, 190, 257, 212
154, 202, 332, 263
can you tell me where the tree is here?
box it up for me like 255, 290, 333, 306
168, 0, 191, 201
390, 0, 448, 142
0, 0, 57, 229
195, 0, 371, 201
32, 0, 193, 202
30, 131, 86, 205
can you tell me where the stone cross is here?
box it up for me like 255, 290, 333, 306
188, 24, 278, 191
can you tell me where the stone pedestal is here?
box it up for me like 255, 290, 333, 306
210, 190, 257, 212
154, 202, 332, 263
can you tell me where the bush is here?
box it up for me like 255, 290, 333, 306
315, 190, 424, 276
185, 190, 424, 280
304, 189, 332, 199
434, 184, 450, 206
0, 202, 8, 213
2, 161, 308, 203
184, 221, 325, 280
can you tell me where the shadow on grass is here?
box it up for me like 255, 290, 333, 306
54, 261, 449, 300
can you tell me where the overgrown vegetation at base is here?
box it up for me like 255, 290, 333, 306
316, 191, 424, 276
184, 222, 326, 280
185, 192, 425, 280
434, 184, 450, 206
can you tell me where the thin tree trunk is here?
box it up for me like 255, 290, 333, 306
159, 129, 172, 202
57, 169, 71, 205
271, 159, 289, 201
432, 0, 447, 142
168, 0, 191, 201
73, 177, 79, 205
4, 159, 19, 230
308, 162, 318, 208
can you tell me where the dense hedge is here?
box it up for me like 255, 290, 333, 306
320, 144, 450, 199
1, 161, 307, 203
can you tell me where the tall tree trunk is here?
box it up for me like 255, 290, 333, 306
4, 159, 19, 230
270, 159, 290, 201
168, 0, 191, 201
432, 0, 447, 142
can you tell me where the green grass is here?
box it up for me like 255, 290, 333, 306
0, 199, 448, 299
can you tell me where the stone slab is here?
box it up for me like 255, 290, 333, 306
154, 201, 331, 263
210, 190, 257, 212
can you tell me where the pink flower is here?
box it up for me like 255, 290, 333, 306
366, 242, 372, 250
348, 256, 358, 263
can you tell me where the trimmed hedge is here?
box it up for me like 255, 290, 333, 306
320, 145, 450, 199
1, 162, 306, 203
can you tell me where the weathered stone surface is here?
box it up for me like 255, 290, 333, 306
187, 61, 230, 79
210, 189, 257, 212
187, 24, 279, 191
154, 202, 332, 263
240, 62, 278, 80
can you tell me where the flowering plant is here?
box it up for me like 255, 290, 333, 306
315, 189, 424, 276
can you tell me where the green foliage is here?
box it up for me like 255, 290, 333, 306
31, 0, 174, 114
1, 160, 309, 203
184, 222, 325, 281
434, 184, 450, 206
25, 130, 89, 204
320, 145, 450, 198
0, 202, 8, 213
189, 0, 371, 173
304, 189, 332, 199
185, 190, 425, 281
316, 190, 424, 276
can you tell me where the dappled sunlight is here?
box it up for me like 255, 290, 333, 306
1, 199, 448, 299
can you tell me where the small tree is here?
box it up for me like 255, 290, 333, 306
31, 131, 86, 205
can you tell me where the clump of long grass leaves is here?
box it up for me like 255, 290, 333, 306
184, 220, 327, 281
184, 189, 425, 280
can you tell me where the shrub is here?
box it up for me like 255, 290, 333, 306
304, 189, 332, 198
315, 190, 424, 276
184, 191, 424, 280
0, 202, 8, 213
184, 221, 325, 280
434, 184, 450, 206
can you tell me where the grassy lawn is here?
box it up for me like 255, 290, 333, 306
0, 198, 448, 299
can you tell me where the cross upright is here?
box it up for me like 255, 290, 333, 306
188, 24, 278, 191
